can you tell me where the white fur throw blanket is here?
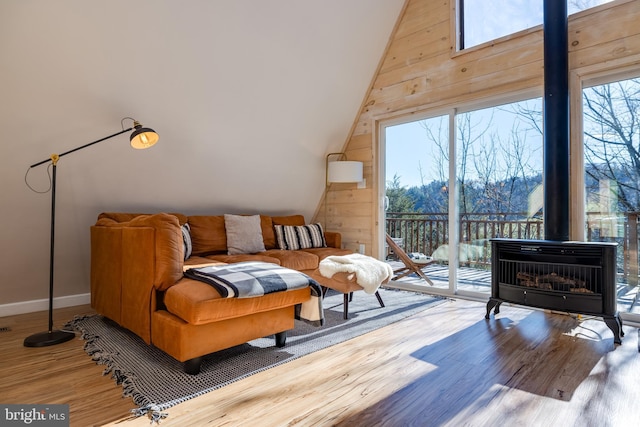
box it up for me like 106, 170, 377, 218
319, 253, 394, 294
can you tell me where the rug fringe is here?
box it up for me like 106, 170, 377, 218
132, 405, 168, 424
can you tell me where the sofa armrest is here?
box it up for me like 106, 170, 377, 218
324, 231, 342, 249
91, 213, 184, 343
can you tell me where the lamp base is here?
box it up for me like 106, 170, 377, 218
24, 329, 75, 347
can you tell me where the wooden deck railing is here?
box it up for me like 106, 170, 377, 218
385, 211, 640, 285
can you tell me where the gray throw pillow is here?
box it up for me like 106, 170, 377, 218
224, 214, 266, 255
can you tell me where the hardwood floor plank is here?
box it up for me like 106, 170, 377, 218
2, 299, 639, 426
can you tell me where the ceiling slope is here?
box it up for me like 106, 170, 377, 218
0, 0, 405, 307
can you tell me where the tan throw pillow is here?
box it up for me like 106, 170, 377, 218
224, 214, 266, 255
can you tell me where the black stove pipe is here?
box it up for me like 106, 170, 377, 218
543, 0, 570, 241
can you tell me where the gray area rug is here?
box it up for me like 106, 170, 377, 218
67, 288, 445, 421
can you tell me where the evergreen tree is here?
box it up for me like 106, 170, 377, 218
386, 174, 415, 213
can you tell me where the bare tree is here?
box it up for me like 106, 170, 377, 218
419, 116, 449, 183
498, 120, 540, 215
472, 126, 499, 213
417, 116, 450, 213
583, 79, 640, 212
417, 107, 539, 215
569, 0, 609, 11
443, 112, 492, 213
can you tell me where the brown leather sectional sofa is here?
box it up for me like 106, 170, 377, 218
90, 212, 354, 374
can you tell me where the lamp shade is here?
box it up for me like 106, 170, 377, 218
327, 160, 363, 183
130, 125, 159, 149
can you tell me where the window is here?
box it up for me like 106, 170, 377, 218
459, 0, 614, 50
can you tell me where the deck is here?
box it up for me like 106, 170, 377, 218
386, 261, 640, 316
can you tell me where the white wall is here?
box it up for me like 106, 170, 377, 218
0, 0, 404, 312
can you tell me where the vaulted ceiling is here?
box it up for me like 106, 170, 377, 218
0, 0, 405, 306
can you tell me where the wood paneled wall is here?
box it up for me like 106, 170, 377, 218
314, 0, 640, 256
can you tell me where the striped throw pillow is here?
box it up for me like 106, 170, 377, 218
181, 223, 193, 260
274, 223, 327, 250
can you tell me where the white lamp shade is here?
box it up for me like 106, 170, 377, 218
327, 160, 363, 183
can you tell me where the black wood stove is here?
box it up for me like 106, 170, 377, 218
485, 239, 623, 344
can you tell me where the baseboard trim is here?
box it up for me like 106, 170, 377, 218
0, 293, 91, 317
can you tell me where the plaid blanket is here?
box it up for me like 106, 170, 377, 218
184, 262, 324, 326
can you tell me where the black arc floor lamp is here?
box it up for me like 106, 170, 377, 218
24, 117, 159, 347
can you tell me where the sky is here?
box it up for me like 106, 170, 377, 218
385, 117, 447, 188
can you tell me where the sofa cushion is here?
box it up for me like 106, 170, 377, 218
272, 214, 306, 226
274, 223, 327, 250
260, 215, 277, 249
184, 257, 225, 267
224, 214, 266, 255
163, 278, 310, 325
205, 253, 282, 265
301, 247, 353, 261
98, 212, 189, 225
261, 249, 319, 270
187, 215, 227, 255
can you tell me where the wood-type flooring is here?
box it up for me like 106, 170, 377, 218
1, 298, 639, 426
